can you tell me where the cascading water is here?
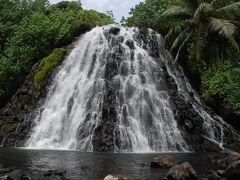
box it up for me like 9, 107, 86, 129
26, 25, 239, 152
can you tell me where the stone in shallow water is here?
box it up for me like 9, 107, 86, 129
103, 175, 133, 180
151, 155, 175, 168
7, 169, 25, 180
166, 162, 198, 180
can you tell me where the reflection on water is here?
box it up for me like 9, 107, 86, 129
0, 148, 217, 180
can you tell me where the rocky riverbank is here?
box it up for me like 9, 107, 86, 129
103, 151, 240, 180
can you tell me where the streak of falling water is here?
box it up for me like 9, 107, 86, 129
25, 26, 238, 152
26, 28, 109, 150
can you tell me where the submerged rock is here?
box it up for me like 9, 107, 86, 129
166, 162, 198, 180
43, 169, 67, 177
103, 175, 133, 180
151, 156, 175, 168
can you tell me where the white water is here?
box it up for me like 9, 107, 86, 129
26, 26, 238, 152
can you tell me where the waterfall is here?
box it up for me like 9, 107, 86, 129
25, 26, 239, 152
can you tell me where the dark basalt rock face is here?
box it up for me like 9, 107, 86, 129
92, 29, 123, 152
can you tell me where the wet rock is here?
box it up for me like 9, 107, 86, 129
202, 137, 224, 152
53, 169, 66, 176
109, 27, 120, 36
16, 88, 28, 95
220, 160, 240, 180
103, 175, 133, 180
208, 153, 228, 168
41, 169, 68, 180
225, 151, 240, 165
80, 165, 91, 171
7, 169, 24, 180
118, 36, 124, 43
206, 170, 222, 180
120, 61, 129, 76
166, 162, 198, 180
125, 39, 135, 49
0, 164, 9, 176
209, 151, 240, 169
151, 156, 175, 168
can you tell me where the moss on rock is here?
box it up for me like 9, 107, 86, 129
34, 48, 66, 89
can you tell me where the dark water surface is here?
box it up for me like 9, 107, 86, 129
0, 148, 218, 180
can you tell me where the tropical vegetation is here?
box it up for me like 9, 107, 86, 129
0, 0, 113, 108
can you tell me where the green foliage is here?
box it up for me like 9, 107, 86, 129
34, 48, 66, 89
126, 0, 177, 32
202, 60, 240, 115
160, 0, 240, 66
0, 0, 113, 108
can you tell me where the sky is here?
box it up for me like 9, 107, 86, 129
49, 0, 144, 22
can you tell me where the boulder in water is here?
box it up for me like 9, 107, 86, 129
109, 27, 120, 36
103, 175, 133, 180
7, 169, 25, 180
166, 162, 198, 180
151, 155, 175, 168
219, 160, 240, 180
225, 151, 240, 165
208, 151, 240, 169
205, 170, 222, 180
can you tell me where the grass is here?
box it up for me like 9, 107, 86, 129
34, 48, 66, 89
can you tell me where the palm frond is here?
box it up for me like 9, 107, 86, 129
174, 34, 191, 65
211, 0, 218, 6
209, 17, 239, 51
228, 36, 240, 52
162, 6, 192, 17
165, 19, 194, 41
194, 2, 212, 22
209, 17, 236, 37
216, 2, 240, 13
170, 28, 190, 52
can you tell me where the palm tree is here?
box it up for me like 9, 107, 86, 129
161, 0, 240, 65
